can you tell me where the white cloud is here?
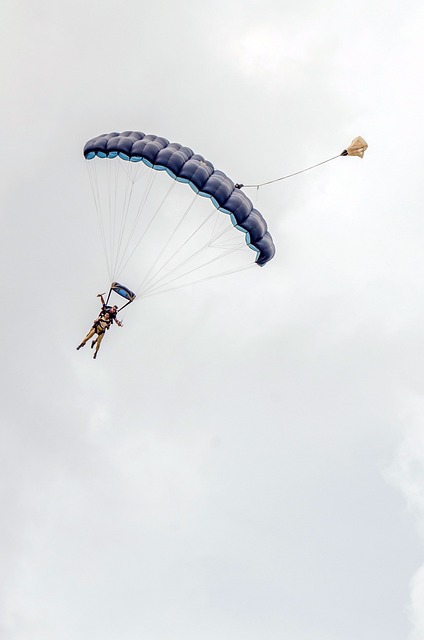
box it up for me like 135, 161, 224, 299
385, 394, 424, 639
1, 1, 424, 639
410, 565, 424, 640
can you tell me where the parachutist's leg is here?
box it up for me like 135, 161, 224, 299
93, 331, 104, 359
77, 327, 96, 350
86, 327, 96, 342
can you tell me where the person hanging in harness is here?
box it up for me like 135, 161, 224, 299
76, 293, 123, 359
96, 293, 121, 324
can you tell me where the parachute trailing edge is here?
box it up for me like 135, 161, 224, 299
84, 131, 275, 267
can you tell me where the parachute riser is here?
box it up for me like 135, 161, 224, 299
105, 281, 136, 312
105, 287, 112, 307
117, 299, 133, 313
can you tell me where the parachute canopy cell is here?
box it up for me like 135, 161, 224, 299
84, 131, 275, 267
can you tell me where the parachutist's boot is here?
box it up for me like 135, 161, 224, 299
91, 340, 96, 349
76, 343, 85, 350
93, 351, 98, 359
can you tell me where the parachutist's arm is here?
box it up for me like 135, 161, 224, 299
116, 319, 123, 327
97, 293, 106, 305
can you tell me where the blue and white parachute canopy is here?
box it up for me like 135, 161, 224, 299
84, 131, 275, 268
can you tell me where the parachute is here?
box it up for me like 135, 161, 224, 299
84, 131, 275, 302
342, 136, 368, 158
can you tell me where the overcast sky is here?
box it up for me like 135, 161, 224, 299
1, 1, 424, 639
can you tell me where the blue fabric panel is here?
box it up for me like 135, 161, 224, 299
243, 209, 268, 243
255, 232, 276, 266
145, 139, 170, 164
220, 189, 253, 223
120, 131, 145, 141
110, 135, 136, 157
131, 136, 168, 165
177, 155, 214, 191
201, 170, 234, 205
84, 131, 276, 266
129, 134, 156, 152
86, 132, 120, 156
156, 144, 193, 175
111, 282, 136, 301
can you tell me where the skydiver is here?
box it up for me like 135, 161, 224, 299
76, 295, 122, 359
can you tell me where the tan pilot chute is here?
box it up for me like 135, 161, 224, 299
341, 136, 368, 158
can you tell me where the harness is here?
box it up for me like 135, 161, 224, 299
93, 316, 111, 334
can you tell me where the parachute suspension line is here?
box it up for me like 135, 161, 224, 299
209, 206, 230, 246
108, 166, 122, 279
110, 161, 151, 279
111, 163, 137, 278
114, 177, 176, 282
237, 154, 341, 190
136, 205, 220, 294
105, 284, 112, 306
107, 160, 113, 273
120, 159, 147, 184
117, 299, 133, 313
138, 207, 252, 296
134, 191, 199, 293
139, 223, 247, 297
139, 264, 255, 299
87, 161, 113, 281
113, 166, 157, 279
107, 159, 121, 279
139, 252, 256, 299
112, 160, 121, 278
209, 208, 220, 244
208, 214, 245, 250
